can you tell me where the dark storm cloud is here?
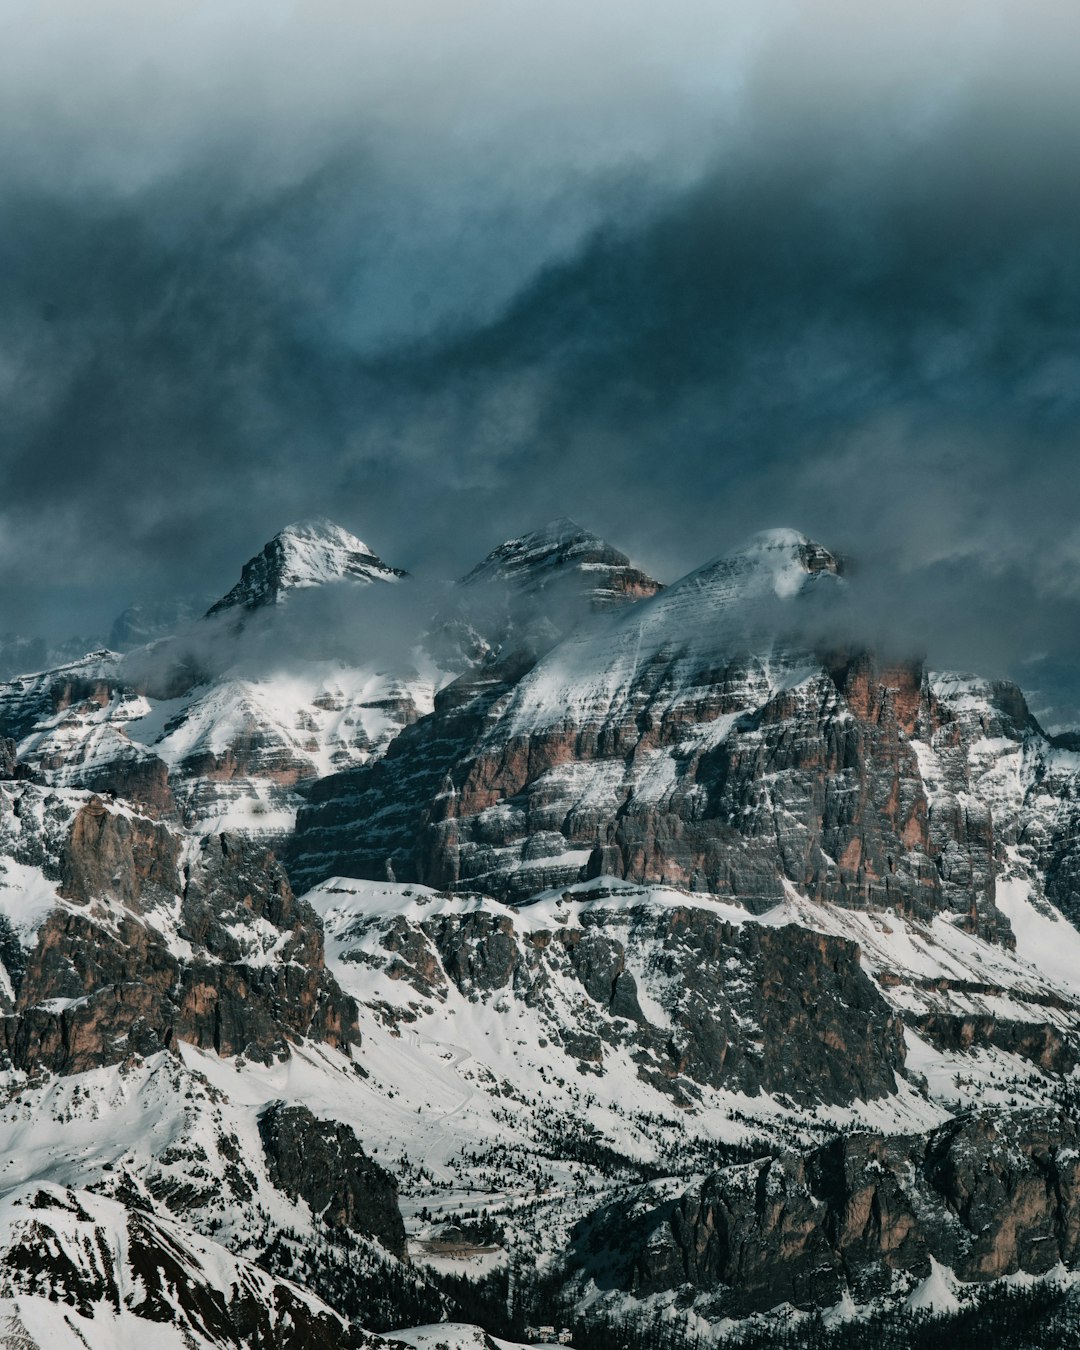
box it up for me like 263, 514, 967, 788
0, 0, 748, 635
349, 86, 1080, 620
2, 0, 1080, 719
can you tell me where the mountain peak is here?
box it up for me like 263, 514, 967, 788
459, 518, 661, 608
521, 515, 590, 544
742, 526, 841, 568
206, 519, 406, 617
687, 528, 844, 603
276, 515, 365, 544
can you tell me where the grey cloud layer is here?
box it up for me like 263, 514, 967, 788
1, 0, 1079, 715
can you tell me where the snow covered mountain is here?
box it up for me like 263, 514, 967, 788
207, 518, 407, 617
0, 522, 442, 836
289, 529, 855, 895
0, 518, 661, 839
459, 516, 661, 619
7, 522, 1080, 1345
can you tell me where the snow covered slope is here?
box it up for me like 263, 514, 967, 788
3, 655, 443, 835
0, 1182, 351, 1350
129, 660, 442, 834
288, 531, 921, 902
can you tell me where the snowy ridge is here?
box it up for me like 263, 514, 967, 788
0, 1180, 348, 1350
461, 518, 619, 585
308, 868, 1080, 1124
0, 650, 125, 745
308, 876, 942, 1143
133, 661, 441, 833
6, 656, 444, 836
435, 516, 662, 672
144, 664, 437, 778
0, 516, 665, 841
497, 528, 841, 738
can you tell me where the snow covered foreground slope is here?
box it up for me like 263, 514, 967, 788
1, 861, 1077, 1344
0, 1184, 539, 1350
0, 1182, 350, 1349
0, 1180, 536, 1350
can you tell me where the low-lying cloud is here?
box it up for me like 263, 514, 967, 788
1, 1, 1079, 718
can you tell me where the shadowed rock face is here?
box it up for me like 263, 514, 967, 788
449, 517, 664, 662
576, 1109, 1080, 1314
60, 794, 182, 909
0, 793, 361, 1074
258, 1101, 407, 1259
0, 737, 18, 779
912, 1012, 1079, 1074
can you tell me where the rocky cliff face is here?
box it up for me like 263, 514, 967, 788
0, 786, 360, 1074
313, 881, 905, 1108
290, 534, 1016, 951
581, 1108, 1080, 1315
259, 1101, 407, 1258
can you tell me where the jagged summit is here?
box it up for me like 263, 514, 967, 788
459, 516, 661, 609
206, 517, 406, 617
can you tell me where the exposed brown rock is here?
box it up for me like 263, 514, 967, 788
1, 797, 361, 1074
914, 1012, 1078, 1074
293, 650, 1010, 948
60, 795, 181, 910
581, 1108, 1080, 1313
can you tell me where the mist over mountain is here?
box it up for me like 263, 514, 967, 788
1, 1, 1079, 701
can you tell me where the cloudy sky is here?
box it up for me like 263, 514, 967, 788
2, 0, 1080, 705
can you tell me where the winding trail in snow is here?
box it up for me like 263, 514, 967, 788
414, 1038, 476, 1182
